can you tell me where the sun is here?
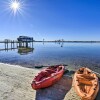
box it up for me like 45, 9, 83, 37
2, 0, 25, 16
10, 0, 21, 15
11, 1, 20, 10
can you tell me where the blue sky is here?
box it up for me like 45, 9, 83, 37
0, 0, 100, 41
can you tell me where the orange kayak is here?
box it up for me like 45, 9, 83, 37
31, 65, 64, 90
73, 67, 99, 100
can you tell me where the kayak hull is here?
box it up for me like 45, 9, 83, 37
73, 67, 99, 100
31, 65, 64, 90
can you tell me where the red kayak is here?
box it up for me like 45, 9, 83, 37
31, 65, 64, 90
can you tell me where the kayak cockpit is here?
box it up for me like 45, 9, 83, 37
73, 67, 99, 100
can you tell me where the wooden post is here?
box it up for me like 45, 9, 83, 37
31, 42, 32, 48
11, 41, 12, 50
26, 42, 28, 48
7, 41, 8, 52
19, 42, 22, 47
5, 42, 6, 51
16, 42, 18, 47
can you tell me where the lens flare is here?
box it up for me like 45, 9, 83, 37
2, 0, 26, 16
11, 1, 20, 10
10, 0, 20, 15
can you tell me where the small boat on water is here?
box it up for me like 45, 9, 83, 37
73, 67, 99, 100
31, 65, 64, 90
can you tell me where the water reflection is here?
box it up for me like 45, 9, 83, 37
55, 41, 64, 47
18, 46, 34, 55
0, 42, 100, 73
0, 42, 34, 55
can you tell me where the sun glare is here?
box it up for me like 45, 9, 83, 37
11, 1, 20, 9
10, 0, 21, 15
3, 0, 26, 16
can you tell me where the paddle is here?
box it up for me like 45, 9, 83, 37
35, 64, 68, 68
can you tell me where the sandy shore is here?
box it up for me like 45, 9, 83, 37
0, 63, 100, 100
0, 63, 39, 100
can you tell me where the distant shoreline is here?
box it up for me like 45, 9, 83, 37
35, 41, 100, 43
0, 41, 100, 43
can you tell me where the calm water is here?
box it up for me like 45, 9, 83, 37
0, 42, 100, 73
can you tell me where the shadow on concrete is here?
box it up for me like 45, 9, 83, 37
96, 78, 100, 100
35, 71, 100, 100
35, 74, 72, 100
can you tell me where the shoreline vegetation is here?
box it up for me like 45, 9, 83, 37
0, 63, 100, 100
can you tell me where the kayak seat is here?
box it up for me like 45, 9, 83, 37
35, 70, 56, 81
56, 66, 62, 72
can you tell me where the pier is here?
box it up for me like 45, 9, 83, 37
0, 36, 34, 54
17, 36, 34, 48
1, 36, 100, 52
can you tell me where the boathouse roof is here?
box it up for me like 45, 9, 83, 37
17, 36, 33, 42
